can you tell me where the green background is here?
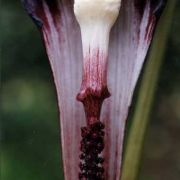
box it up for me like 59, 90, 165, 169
1, 1, 180, 180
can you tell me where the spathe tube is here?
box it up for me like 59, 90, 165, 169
22, 0, 166, 179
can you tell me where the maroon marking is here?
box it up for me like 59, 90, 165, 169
134, 0, 167, 19
44, 0, 61, 29
145, 15, 156, 41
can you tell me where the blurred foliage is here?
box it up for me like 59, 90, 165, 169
1, 1, 180, 180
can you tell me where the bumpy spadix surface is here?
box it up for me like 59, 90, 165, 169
22, 0, 166, 179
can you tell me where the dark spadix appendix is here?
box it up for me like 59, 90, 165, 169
22, 0, 167, 179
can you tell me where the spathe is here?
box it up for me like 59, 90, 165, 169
22, 0, 166, 179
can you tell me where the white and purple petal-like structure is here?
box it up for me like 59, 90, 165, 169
22, 0, 166, 179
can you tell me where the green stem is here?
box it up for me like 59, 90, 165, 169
121, 1, 176, 180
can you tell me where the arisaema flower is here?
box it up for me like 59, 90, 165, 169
22, 0, 166, 179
